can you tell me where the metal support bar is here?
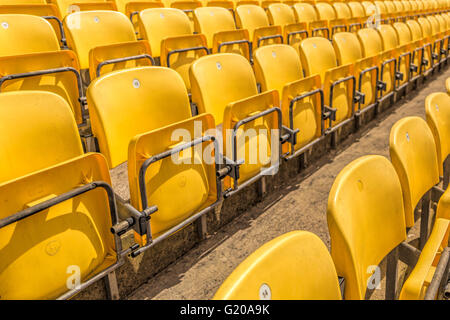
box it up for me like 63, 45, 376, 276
398, 241, 421, 267
424, 247, 450, 300
419, 190, 431, 250
311, 27, 330, 40
167, 46, 209, 67
287, 30, 308, 44
385, 246, 399, 300
256, 34, 283, 47
96, 54, 155, 77
42, 15, 67, 48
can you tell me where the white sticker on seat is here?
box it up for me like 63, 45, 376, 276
259, 283, 271, 300
133, 79, 140, 88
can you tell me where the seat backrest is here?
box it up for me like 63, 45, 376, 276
374, 0, 387, 14
267, 3, 296, 25
436, 187, 450, 220
0, 14, 60, 56
425, 92, 450, 177
293, 3, 318, 23
189, 53, 258, 125
333, 2, 352, 19
332, 32, 364, 65
87, 66, 192, 168
378, 24, 399, 51
53, 0, 115, 18
393, 0, 404, 12
389, 117, 440, 228
193, 6, 236, 47
138, 8, 192, 57
315, 2, 337, 20
426, 15, 440, 34
253, 44, 303, 94
236, 4, 270, 35
298, 37, 337, 81
64, 10, 137, 69
348, 1, 366, 18
357, 27, 384, 57
213, 231, 342, 300
0, 91, 83, 183
327, 155, 407, 300
446, 77, 450, 94
406, 19, 423, 41
393, 22, 413, 45
418, 17, 433, 37
384, 0, 396, 14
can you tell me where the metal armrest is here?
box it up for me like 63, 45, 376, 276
256, 34, 283, 47
167, 46, 209, 67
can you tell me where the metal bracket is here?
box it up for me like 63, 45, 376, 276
354, 90, 365, 105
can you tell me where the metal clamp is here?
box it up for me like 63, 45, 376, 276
354, 90, 365, 105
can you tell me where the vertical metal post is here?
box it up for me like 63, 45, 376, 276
419, 190, 431, 250
196, 214, 208, 239
385, 247, 399, 300
330, 131, 337, 149
258, 176, 267, 199
443, 157, 449, 190
104, 271, 120, 300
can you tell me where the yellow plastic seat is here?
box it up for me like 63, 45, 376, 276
357, 27, 397, 102
0, 2, 66, 46
87, 66, 220, 242
333, 2, 361, 32
190, 53, 281, 188
327, 155, 407, 300
298, 37, 355, 130
138, 8, 208, 90
393, 21, 423, 80
399, 218, 449, 299
236, 4, 283, 47
377, 24, 410, 89
115, 0, 164, 34
332, 32, 379, 113
193, 7, 251, 59
418, 16, 441, 70
389, 116, 440, 228
267, 3, 308, 45
0, 14, 85, 125
425, 92, 450, 178
64, 10, 153, 82
315, 1, 347, 35
0, 91, 121, 300
253, 44, 323, 157
213, 231, 342, 300
293, 3, 329, 39
446, 77, 450, 93
407, 19, 434, 74
53, 0, 117, 19
168, 0, 203, 30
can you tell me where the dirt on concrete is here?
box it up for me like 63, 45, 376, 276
127, 68, 450, 300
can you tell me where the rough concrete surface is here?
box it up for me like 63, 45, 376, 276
127, 68, 450, 300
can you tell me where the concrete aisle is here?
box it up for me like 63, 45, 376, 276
128, 68, 450, 300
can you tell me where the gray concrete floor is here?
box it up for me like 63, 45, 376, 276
127, 68, 450, 300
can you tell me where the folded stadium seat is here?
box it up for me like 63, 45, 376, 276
0, 14, 86, 126
418, 16, 445, 71
407, 0, 418, 18
87, 66, 229, 254
347, 1, 370, 31
190, 53, 293, 193
426, 14, 448, 67
432, 14, 450, 63
64, 10, 154, 84
400, 184, 450, 300
292, 2, 329, 39
114, 0, 164, 36
447, 77, 450, 93
138, 8, 208, 92
407, 19, 435, 76
0, 0, 67, 47
205, 0, 234, 11
373, 0, 390, 23
332, 32, 380, 121
315, 1, 347, 37
401, 0, 412, 19
333, 1, 362, 32
0, 91, 125, 300
51, 0, 117, 19
193, 7, 251, 59
213, 231, 343, 300
383, 0, 397, 22
425, 92, 450, 189
253, 44, 326, 160
298, 37, 357, 146
389, 116, 441, 249
266, 3, 308, 45
357, 27, 397, 104
166, 0, 203, 30
377, 24, 411, 92
235, 4, 283, 47
327, 155, 449, 300
393, 21, 423, 82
